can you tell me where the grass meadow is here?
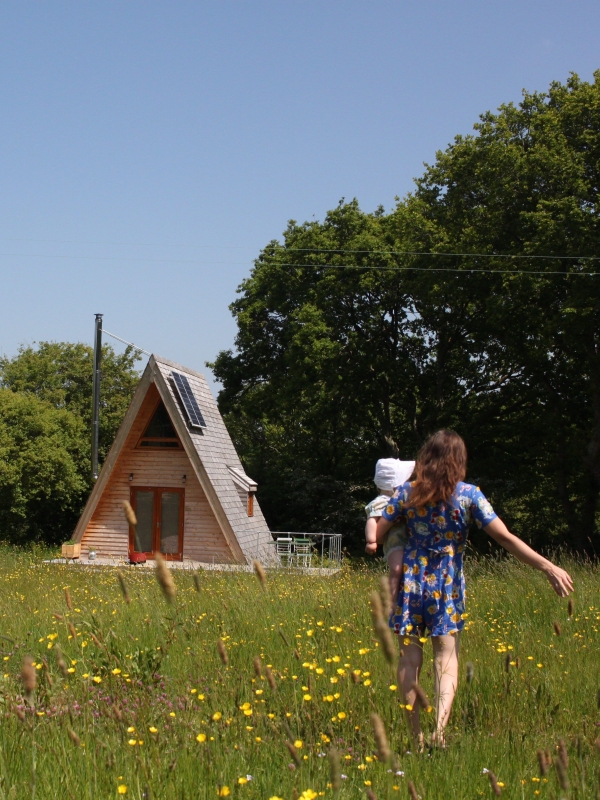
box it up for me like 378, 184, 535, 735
0, 548, 599, 799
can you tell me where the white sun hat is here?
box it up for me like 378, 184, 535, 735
374, 458, 415, 493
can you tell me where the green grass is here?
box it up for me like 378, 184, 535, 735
0, 547, 598, 799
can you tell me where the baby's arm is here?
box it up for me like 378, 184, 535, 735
365, 517, 378, 555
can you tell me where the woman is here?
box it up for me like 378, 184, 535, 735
376, 429, 573, 748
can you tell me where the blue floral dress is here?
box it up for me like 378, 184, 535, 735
382, 482, 497, 637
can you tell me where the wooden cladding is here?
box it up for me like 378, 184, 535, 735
247, 492, 254, 517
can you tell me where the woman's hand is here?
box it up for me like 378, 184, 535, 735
484, 517, 574, 596
543, 564, 574, 598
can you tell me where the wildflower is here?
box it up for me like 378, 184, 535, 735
196, 733, 207, 742
217, 788, 231, 797
128, 739, 137, 746
117, 786, 127, 795
337, 711, 346, 720
389, 684, 397, 691
111, 668, 122, 675
149, 727, 158, 734
93, 676, 102, 683
303, 694, 312, 701
212, 712, 222, 721
300, 792, 318, 800
127, 726, 135, 733
294, 740, 303, 748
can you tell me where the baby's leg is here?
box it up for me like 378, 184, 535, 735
386, 548, 404, 614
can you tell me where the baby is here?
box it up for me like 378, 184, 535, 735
365, 458, 415, 611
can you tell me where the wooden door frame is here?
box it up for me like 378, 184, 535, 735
129, 486, 185, 561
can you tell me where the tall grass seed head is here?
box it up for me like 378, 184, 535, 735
154, 552, 175, 603
122, 500, 137, 527
328, 747, 342, 792
117, 571, 131, 604
217, 638, 229, 666
488, 771, 502, 796
21, 656, 36, 705
370, 712, 391, 763
253, 560, 267, 589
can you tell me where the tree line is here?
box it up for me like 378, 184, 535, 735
0, 343, 140, 543
1, 72, 599, 552
211, 72, 600, 554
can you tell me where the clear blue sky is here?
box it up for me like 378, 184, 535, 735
1, 1, 598, 391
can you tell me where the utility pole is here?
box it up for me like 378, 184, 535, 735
91, 313, 103, 480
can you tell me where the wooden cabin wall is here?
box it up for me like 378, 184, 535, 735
81, 383, 235, 563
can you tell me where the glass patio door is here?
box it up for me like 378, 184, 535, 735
129, 487, 184, 560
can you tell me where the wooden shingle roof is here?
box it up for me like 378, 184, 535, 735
152, 356, 273, 561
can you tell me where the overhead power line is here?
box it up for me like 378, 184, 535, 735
0, 250, 598, 275
275, 263, 599, 276
103, 330, 151, 356
0, 237, 597, 260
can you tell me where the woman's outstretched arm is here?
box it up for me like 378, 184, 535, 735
484, 517, 574, 597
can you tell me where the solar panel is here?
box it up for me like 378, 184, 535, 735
171, 372, 207, 429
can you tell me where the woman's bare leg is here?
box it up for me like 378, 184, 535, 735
397, 637, 424, 744
432, 634, 460, 744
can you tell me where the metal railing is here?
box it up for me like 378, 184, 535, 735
266, 532, 343, 568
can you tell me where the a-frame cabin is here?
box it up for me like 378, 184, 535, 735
73, 355, 273, 564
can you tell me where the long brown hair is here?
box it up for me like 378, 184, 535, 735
407, 430, 467, 508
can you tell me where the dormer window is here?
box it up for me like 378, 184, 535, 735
138, 401, 181, 448
227, 465, 258, 517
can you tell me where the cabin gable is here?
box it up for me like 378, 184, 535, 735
74, 355, 273, 564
